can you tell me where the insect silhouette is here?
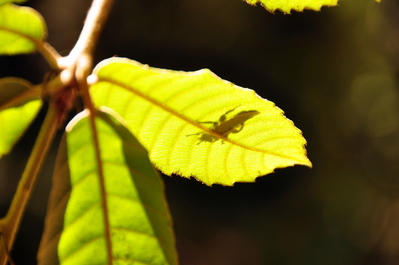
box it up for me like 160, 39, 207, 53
190, 107, 260, 144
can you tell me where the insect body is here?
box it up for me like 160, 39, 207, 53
193, 108, 260, 144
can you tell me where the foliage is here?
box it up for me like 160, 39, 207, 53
244, 0, 380, 13
0, 78, 41, 156
38, 109, 177, 265
0, 0, 357, 263
90, 58, 310, 185
0, 3, 46, 54
244, 0, 339, 13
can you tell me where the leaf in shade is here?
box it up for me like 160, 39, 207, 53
38, 108, 178, 265
89, 58, 311, 186
0, 3, 47, 55
0, 77, 41, 157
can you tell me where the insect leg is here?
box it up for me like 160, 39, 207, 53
219, 106, 239, 122
197, 121, 218, 126
230, 123, 245, 134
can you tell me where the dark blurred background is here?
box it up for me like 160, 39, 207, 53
1, 0, 399, 264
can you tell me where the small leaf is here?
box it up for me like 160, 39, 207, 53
0, 3, 47, 55
0, 77, 41, 157
38, 108, 178, 265
244, 0, 339, 13
0, 0, 26, 5
90, 58, 311, 186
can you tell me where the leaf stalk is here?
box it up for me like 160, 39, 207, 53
37, 42, 62, 70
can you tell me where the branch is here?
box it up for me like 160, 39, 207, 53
61, 0, 115, 70
0, 1, 116, 263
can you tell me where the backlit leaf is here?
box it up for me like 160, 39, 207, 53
0, 3, 46, 55
38, 108, 177, 265
0, 77, 41, 157
244, 0, 339, 13
90, 58, 311, 186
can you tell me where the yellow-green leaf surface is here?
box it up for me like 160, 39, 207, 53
38, 108, 177, 265
90, 58, 311, 186
0, 0, 26, 5
244, 0, 338, 13
0, 77, 41, 157
0, 3, 46, 55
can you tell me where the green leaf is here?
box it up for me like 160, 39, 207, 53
0, 3, 47, 55
0, 0, 26, 5
89, 58, 311, 186
0, 77, 41, 157
244, 0, 339, 13
38, 108, 177, 265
